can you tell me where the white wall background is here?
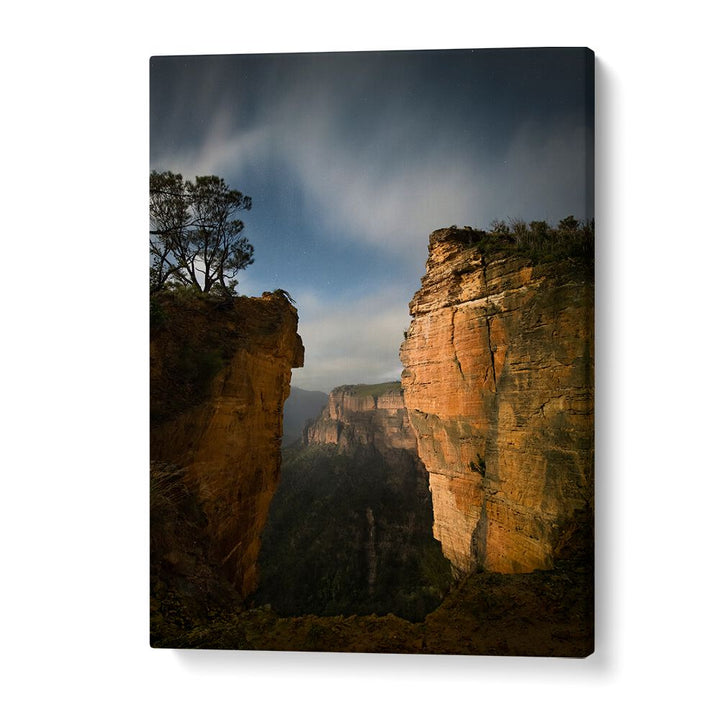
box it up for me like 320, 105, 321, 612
2, 2, 718, 718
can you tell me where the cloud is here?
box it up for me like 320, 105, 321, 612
150, 55, 593, 392
290, 286, 411, 392
230, 102, 585, 260
151, 114, 271, 183
259, 94, 487, 254
152, 58, 592, 260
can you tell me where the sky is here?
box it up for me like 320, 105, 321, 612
150, 48, 593, 392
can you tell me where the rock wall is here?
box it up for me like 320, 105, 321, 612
400, 228, 593, 574
150, 291, 304, 599
305, 382, 417, 453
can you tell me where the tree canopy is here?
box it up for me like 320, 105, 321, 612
149, 171, 254, 295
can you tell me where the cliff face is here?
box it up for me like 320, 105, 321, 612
400, 228, 593, 574
305, 382, 417, 453
150, 291, 304, 600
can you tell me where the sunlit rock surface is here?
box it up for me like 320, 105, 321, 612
400, 228, 593, 574
305, 382, 417, 452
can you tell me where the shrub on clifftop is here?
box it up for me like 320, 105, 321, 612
450, 216, 594, 267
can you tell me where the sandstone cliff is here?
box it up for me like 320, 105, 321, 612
400, 228, 593, 574
304, 382, 417, 453
150, 291, 304, 601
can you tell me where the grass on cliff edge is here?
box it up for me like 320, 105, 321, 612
446, 216, 594, 270
333, 381, 402, 398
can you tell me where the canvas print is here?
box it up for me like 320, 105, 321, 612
150, 48, 594, 656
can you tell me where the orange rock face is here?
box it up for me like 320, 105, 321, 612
305, 383, 418, 453
400, 229, 593, 574
151, 292, 304, 598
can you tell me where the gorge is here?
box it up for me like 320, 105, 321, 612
150, 226, 593, 656
257, 382, 451, 621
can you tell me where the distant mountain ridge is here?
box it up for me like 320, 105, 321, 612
282, 386, 329, 446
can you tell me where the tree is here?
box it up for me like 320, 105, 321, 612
150, 171, 253, 295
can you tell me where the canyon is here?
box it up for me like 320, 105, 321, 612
257, 382, 451, 621
150, 226, 593, 655
400, 227, 594, 575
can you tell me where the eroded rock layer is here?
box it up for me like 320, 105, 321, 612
150, 291, 304, 598
400, 228, 593, 574
305, 382, 417, 453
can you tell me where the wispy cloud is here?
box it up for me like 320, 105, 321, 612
150, 53, 592, 392
152, 114, 271, 182
153, 84, 590, 256
495, 119, 593, 222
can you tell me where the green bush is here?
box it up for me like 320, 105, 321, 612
462, 216, 594, 268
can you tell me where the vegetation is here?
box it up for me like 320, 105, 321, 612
271, 288, 296, 305
256, 442, 452, 622
453, 215, 594, 268
334, 381, 402, 399
150, 171, 253, 295
150, 462, 245, 645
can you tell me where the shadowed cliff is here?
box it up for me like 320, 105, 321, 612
150, 290, 303, 645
